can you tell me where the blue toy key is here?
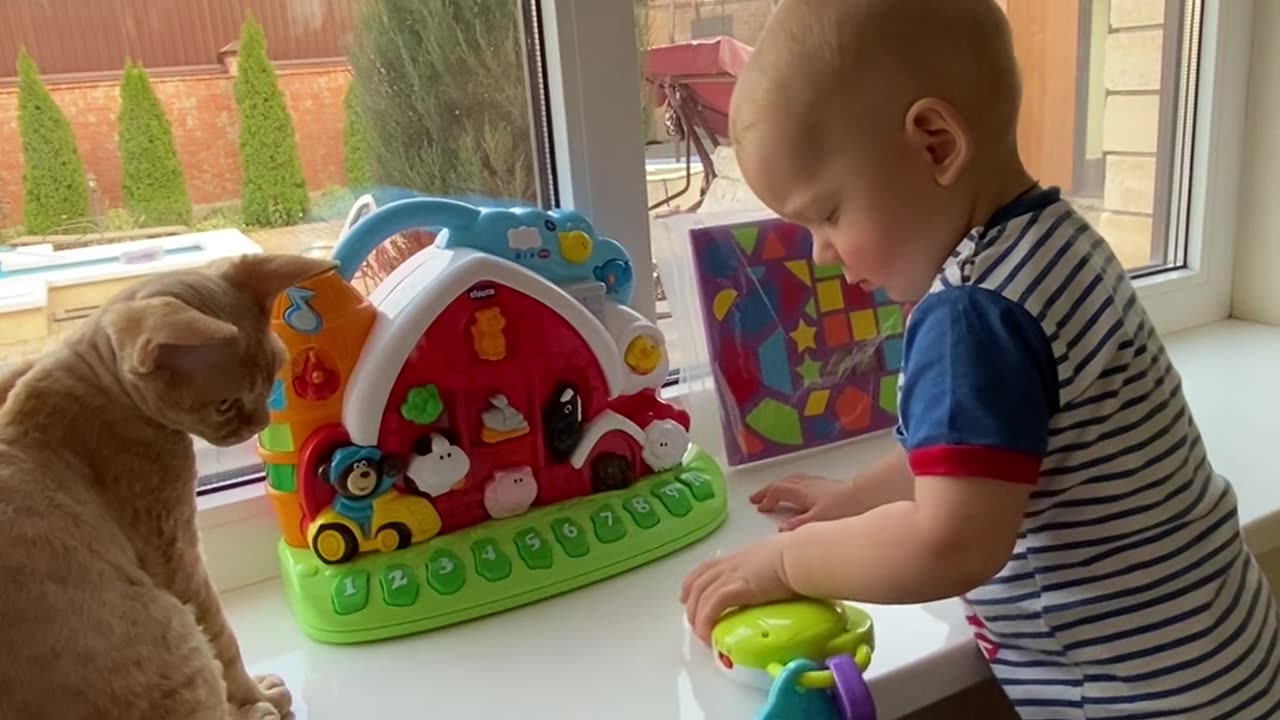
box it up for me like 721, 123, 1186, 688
757, 659, 841, 720
756, 655, 877, 720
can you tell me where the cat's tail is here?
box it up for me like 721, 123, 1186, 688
0, 360, 35, 408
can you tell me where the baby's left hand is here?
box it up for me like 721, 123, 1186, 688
680, 534, 798, 643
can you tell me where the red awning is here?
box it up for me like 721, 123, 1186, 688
644, 36, 753, 141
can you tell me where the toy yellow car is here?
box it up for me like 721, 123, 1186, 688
711, 599, 875, 690
309, 445, 442, 564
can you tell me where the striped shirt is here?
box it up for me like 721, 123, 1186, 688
895, 187, 1280, 719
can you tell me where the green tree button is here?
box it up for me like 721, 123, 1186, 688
379, 564, 420, 607
471, 538, 512, 582
652, 481, 693, 517
551, 517, 590, 558
514, 527, 553, 569
677, 471, 716, 501
332, 569, 369, 615
591, 504, 627, 544
426, 549, 466, 595
623, 495, 661, 529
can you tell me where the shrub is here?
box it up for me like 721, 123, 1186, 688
234, 15, 309, 227
348, 0, 535, 202
118, 62, 192, 226
343, 78, 372, 190
16, 49, 89, 234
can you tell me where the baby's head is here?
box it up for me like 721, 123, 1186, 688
731, 0, 1026, 300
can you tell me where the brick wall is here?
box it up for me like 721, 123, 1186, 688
1098, 0, 1166, 268
0, 65, 351, 228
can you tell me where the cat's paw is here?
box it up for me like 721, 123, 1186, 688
253, 674, 292, 717
232, 700, 284, 720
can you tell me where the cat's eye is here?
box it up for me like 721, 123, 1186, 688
216, 399, 235, 414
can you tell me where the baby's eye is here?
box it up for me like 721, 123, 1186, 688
824, 208, 841, 225
216, 398, 236, 414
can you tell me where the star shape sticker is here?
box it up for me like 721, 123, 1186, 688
790, 320, 817, 352
796, 354, 823, 387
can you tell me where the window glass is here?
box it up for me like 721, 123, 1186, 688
0, 0, 548, 488
639, 0, 1203, 351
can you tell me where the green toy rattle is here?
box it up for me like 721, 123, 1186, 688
711, 599, 878, 720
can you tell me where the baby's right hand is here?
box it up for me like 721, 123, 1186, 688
749, 474, 863, 531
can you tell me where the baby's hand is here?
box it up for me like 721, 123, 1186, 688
680, 535, 797, 644
750, 474, 862, 531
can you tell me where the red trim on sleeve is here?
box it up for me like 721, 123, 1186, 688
908, 446, 1041, 485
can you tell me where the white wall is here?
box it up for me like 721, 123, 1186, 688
1232, 0, 1280, 324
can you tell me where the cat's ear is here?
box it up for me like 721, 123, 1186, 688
216, 254, 337, 313
104, 297, 240, 375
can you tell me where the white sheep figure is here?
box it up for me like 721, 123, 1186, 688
642, 419, 690, 472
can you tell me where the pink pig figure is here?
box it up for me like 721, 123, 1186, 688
484, 466, 538, 519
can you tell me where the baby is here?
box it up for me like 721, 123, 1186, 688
680, 1, 1280, 717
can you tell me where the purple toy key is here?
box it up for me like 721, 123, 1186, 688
827, 654, 876, 720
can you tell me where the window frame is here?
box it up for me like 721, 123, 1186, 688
196, 0, 1254, 592
1128, 0, 1249, 335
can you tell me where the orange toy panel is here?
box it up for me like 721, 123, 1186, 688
263, 269, 375, 463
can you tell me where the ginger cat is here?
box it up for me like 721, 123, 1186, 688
0, 254, 334, 719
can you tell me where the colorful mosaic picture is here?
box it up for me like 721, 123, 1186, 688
690, 219, 908, 466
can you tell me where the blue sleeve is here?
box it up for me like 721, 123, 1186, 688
896, 286, 1058, 484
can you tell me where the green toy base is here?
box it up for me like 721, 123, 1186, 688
279, 447, 727, 643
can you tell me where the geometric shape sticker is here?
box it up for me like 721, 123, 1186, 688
737, 426, 767, 456
822, 312, 852, 348
762, 229, 787, 260
850, 309, 878, 341
804, 389, 832, 416
873, 287, 892, 304
815, 263, 844, 280
733, 226, 759, 256
844, 283, 873, 310
758, 329, 794, 395
835, 386, 872, 431
816, 279, 845, 312
878, 374, 899, 415
804, 298, 817, 319
745, 398, 804, 446
877, 305, 904, 336
785, 260, 813, 286
790, 320, 817, 352
796, 354, 823, 387
882, 337, 905, 371
713, 289, 739, 321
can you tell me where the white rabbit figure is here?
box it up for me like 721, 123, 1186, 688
407, 433, 471, 497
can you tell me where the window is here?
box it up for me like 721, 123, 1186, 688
0, 0, 553, 490
0, 0, 1249, 589
636, 0, 1238, 373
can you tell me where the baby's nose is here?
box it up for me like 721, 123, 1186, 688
811, 237, 841, 267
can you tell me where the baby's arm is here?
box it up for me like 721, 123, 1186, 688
779, 474, 1031, 602
751, 446, 915, 530
683, 287, 1059, 639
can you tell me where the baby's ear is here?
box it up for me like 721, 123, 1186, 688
216, 254, 337, 313
104, 297, 240, 375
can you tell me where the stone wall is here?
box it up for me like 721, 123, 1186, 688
1098, 0, 1167, 268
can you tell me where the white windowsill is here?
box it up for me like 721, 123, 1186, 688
212, 319, 1280, 719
